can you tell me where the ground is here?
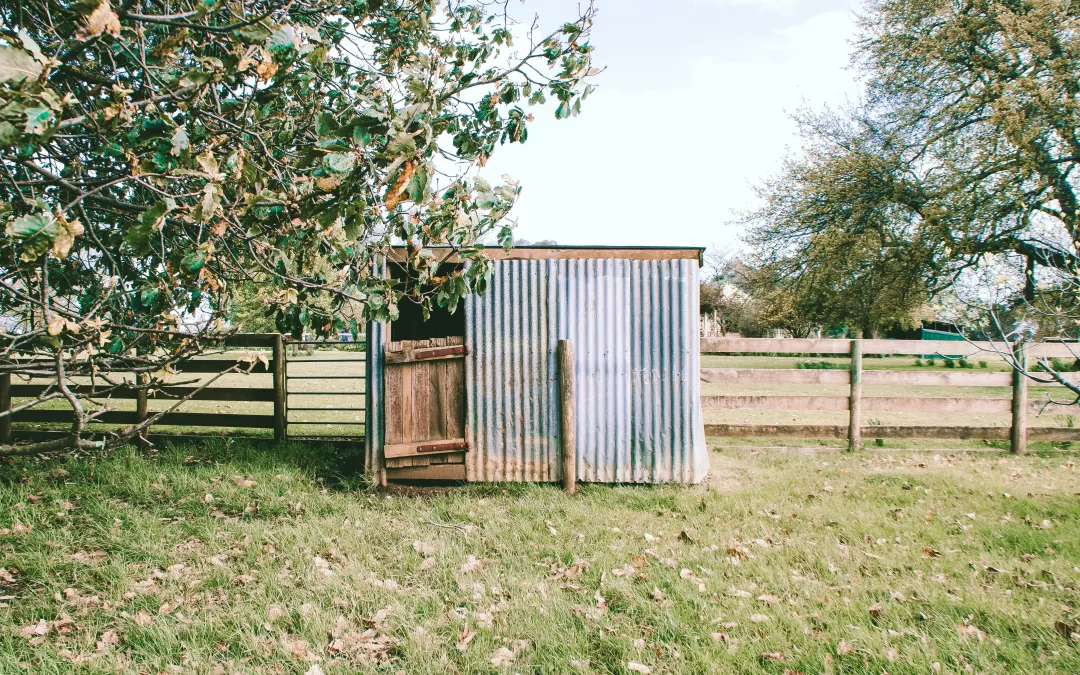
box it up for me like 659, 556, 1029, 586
2, 441, 1078, 673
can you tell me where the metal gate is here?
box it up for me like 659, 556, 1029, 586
284, 339, 367, 440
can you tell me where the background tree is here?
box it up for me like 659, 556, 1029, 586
745, 0, 1080, 360
0, 0, 596, 454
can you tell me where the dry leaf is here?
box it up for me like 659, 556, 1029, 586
77, 0, 121, 40
385, 161, 416, 210
96, 629, 120, 651
758, 594, 780, 605
627, 662, 652, 674
456, 627, 476, 652
750, 613, 771, 623
837, 640, 852, 655
490, 646, 515, 668
761, 652, 784, 662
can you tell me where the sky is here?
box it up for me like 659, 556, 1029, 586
480, 0, 864, 253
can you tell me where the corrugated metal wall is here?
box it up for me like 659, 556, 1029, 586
464, 257, 708, 483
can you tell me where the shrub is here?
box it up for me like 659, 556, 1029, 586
958, 358, 972, 369
943, 357, 955, 368
914, 358, 923, 367
979, 360, 988, 368
795, 360, 845, 370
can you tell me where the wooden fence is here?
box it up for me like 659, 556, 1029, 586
701, 337, 1080, 452
1, 334, 287, 443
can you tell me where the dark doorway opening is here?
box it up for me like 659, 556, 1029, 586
388, 262, 466, 341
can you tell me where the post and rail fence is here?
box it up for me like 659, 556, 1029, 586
700, 337, 1080, 452
0, 333, 370, 445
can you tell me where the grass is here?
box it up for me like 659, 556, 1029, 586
2, 441, 1080, 673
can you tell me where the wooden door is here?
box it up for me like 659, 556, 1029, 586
383, 337, 467, 470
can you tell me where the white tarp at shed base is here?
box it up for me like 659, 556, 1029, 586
367, 249, 710, 484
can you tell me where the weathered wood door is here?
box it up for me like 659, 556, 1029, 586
383, 337, 467, 471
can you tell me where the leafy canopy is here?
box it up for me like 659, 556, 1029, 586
0, 0, 595, 453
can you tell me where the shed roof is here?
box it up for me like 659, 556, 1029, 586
389, 245, 704, 265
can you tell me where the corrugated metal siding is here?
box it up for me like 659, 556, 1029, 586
464, 258, 708, 483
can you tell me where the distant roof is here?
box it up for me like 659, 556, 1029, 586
389, 245, 704, 265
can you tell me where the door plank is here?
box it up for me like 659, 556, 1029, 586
385, 438, 469, 459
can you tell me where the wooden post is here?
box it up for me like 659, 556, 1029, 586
0, 373, 11, 443
135, 372, 148, 424
848, 339, 862, 452
1011, 342, 1027, 454
273, 334, 287, 442
557, 339, 576, 494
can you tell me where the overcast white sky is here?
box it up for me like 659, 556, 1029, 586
480, 0, 863, 252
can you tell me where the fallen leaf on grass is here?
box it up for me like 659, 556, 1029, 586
304, 666, 325, 675
58, 649, 95, 664
761, 652, 784, 662
490, 647, 515, 667
750, 614, 771, 623
956, 622, 986, 642
69, 550, 108, 564
758, 594, 780, 605
868, 604, 882, 618
456, 627, 476, 651
627, 662, 651, 674
132, 610, 153, 627
19, 619, 49, 639
461, 555, 489, 573
96, 629, 120, 651
837, 640, 852, 655
313, 555, 334, 577
412, 540, 436, 556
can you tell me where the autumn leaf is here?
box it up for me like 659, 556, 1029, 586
77, 0, 121, 40
385, 161, 416, 210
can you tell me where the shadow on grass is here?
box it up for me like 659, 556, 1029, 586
0, 437, 373, 493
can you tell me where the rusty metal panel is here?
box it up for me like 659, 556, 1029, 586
464, 257, 707, 483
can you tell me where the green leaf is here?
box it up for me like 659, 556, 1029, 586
180, 250, 207, 275
6, 214, 57, 261
0, 121, 19, 148
127, 200, 174, 255
316, 112, 337, 136
24, 107, 52, 135
324, 153, 356, 174
235, 22, 273, 44
0, 45, 42, 83
406, 162, 429, 203
387, 132, 416, 157
268, 26, 297, 53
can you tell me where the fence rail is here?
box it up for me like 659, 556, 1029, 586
701, 337, 1078, 452
2, 333, 287, 442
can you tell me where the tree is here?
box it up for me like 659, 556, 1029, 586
742, 115, 934, 337
0, 0, 596, 454
746, 0, 1080, 345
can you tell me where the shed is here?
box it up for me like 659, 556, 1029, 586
365, 246, 709, 484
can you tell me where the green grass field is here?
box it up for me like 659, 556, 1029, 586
2, 440, 1079, 673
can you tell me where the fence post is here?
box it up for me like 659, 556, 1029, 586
135, 372, 148, 424
273, 334, 287, 442
0, 373, 10, 443
1011, 342, 1027, 454
557, 339, 576, 494
848, 339, 862, 452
